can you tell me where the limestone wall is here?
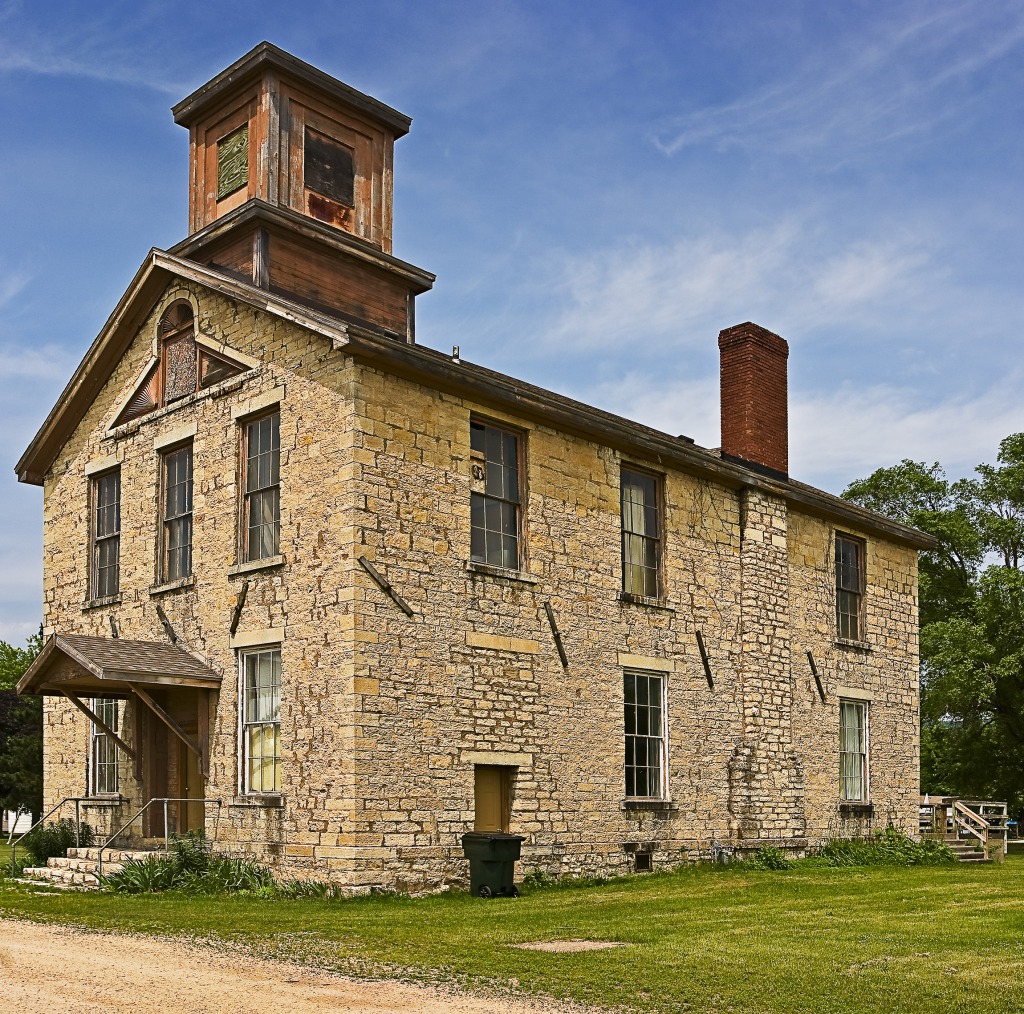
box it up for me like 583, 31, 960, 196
38, 284, 921, 887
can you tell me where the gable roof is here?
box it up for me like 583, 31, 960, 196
14, 248, 358, 485
18, 633, 222, 696
15, 250, 935, 550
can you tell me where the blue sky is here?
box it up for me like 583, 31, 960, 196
2, 0, 1023, 641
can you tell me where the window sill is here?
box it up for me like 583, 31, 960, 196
82, 594, 122, 611
229, 794, 285, 809
617, 592, 674, 612
465, 561, 539, 584
839, 802, 874, 815
621, 799, 678, 813
150, 576, 195, 596
229, 555, 285, 577
836, 638, 872, 652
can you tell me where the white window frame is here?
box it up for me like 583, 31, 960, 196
839, 698, 869, 802
623, 668, 668, 799
238, 647, 282, 795
88, 698, 121, 796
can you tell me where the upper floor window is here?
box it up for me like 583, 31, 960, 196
624, 669, 666, 799
621, 467, 661, 599
161, 443, 193, 582
242, 411, 281, 562
241, 648, 281, 794
89, 698, 121, 795
839, 699, 868, 802
836, 535, 865, 640
114, 301, 246, 427
470, 420, 522, 570
91, 469, 120, 600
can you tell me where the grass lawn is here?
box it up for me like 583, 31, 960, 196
0, 858, 1022, 1014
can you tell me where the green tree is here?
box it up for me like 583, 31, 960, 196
843, 440, 1024, 817
0, 632, 44, 820
842, 460, 981, 627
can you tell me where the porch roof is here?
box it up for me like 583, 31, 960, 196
18, 634, 222, 696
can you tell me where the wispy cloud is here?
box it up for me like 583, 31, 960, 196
0, 1, 184, 93
654, 4, 1024, 160
0, 270, 30, 308
540, 220, 940, 354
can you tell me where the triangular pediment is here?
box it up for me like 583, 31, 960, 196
16, 249, 354, 485
110, 301, 257, 429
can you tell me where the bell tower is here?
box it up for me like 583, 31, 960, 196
169, 43, 433, 342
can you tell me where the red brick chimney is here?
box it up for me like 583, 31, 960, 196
718, 322, 789, 478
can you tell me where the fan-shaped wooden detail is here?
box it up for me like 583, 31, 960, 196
111, 301, 253, 428
114, 364, 160, 426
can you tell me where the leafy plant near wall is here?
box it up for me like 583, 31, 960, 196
22, 818, 94, 866
813, 827, 956, 867
101, 831, 275, 895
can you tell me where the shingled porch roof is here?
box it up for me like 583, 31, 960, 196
18, 634, 222, 697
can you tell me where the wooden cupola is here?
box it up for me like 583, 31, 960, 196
170, 43, 433, 342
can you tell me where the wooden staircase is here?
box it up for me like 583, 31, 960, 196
920, 796, 1009, 864
20, 847, 159, 890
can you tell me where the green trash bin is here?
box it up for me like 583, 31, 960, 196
461, 832, 525, 898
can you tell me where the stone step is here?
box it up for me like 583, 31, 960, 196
66, 847, 161, 863
21, 866, 100, 888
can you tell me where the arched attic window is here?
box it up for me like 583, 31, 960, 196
115, 300, 246, 426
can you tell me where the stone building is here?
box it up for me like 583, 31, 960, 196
16, 44, 932, 889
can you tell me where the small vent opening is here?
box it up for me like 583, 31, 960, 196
634, 851, 653, 873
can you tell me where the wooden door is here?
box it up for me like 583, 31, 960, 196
474, 765, 512, 832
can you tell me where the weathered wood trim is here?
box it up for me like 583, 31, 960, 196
132, 685, 205, 776
60, 691, 136, 761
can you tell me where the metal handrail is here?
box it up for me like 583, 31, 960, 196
96, 797, 222, 878
10, 797, 97, 876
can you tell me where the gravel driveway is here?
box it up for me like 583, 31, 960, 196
0, 918, 602, 1013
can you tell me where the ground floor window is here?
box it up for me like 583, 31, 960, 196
89, 698, 120, 795
839, 699, 868, 801
624, 669, 666, 798
241, 648, 281, 793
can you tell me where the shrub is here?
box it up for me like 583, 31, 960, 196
745, 845, 792, 871
816, 827, 957, 868
22, 818, 94, 866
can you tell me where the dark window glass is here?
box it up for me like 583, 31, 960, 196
244, 413, 281, 562
624, 671, 665, 798
92, 470, 120, 599
836, 536, 864, 640
304, 128, 355, 207
162, 444, 193, 581
470, 421, 520, 570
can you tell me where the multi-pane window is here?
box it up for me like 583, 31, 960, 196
91, 470, 121, 599
243, 412, 281, 562
836, 535, 865, 640
624, 670, 666, 798
470, 421, 521, 570
90, 699, 120, 795
161, 444, 193, 582
242, 649, 281, 794
621, 467, 661, 598
839, 699, 868, 801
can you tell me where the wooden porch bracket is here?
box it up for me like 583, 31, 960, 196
806, 651, 827, 703
132, 685, 206, 778
61, 691, 135, 761
695, 631, 715, 690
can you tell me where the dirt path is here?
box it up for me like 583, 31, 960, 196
0, 918, 602, 1013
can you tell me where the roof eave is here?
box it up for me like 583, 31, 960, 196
171, 42, 412, 138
